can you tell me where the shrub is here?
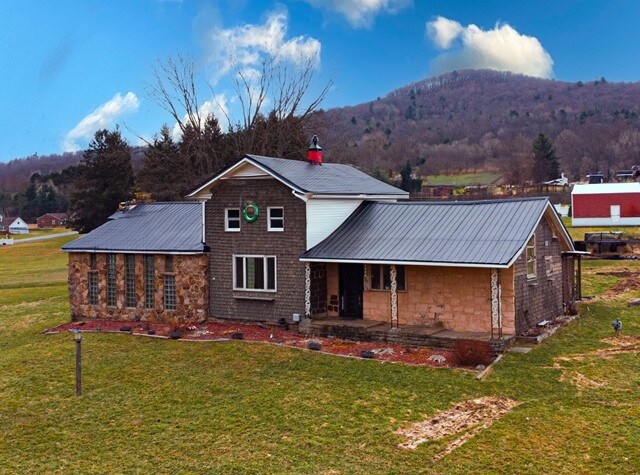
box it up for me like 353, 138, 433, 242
452, 339, 494, 366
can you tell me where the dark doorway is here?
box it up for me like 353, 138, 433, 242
339, 263, 364, 318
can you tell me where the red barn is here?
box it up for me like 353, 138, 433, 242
37, 213, 68, 228
571, 183, 640, 226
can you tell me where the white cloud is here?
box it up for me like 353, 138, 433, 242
304, 0, 411, 28
427, 16, 463, 49
171, 93, 229, 140
62, 92, 139, 152
206, 9, 321, 85
426, 17, 554, 79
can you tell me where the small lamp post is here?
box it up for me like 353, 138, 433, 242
72, 329, 84, 396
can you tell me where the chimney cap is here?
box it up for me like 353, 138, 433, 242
308, 135, 322, 151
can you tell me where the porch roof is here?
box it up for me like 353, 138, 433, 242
300, 197, 574, 268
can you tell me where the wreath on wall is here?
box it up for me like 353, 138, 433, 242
242, 203, 259, 223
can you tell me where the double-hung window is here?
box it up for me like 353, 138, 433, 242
233, 255, 276, 291
225, 208, 241, 232
268, 207, 284, 231
526, 236, 537, 279
370, 264, 406, 291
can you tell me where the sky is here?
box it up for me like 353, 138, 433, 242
1, 0, 640, 162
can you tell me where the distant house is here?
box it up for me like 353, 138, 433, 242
62, 202, 208, 322
301, 198, 581, 342
0, 216, 29, 234
572, 183, 640, 226
37, 213, 67, 228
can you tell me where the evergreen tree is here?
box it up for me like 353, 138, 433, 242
68, 128, 134, 233
137, 125, 182, 200
399, 161, 422, 192
532, 133, 560, 183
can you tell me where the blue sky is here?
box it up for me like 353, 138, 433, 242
1, 0, 639, 162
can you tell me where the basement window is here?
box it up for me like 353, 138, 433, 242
233, 255, 276, 292
370, 264, 406, 291
526, 236, 537, 279
225, 208, 241, 232
268, 207, 284, 231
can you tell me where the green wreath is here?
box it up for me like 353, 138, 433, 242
242, 203, 259, 223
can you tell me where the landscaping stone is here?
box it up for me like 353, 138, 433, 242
628, 298, 640, 307
507, 346, 533, 354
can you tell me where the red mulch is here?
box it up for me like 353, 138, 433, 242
46, 319, 458, 368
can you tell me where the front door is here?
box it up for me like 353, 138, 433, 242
339, 263, 363, 318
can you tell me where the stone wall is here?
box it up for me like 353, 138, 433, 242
514, 216, 565, 333
309, 263, 327, 315
67, 253, 208, 322
205, 177, 307, 322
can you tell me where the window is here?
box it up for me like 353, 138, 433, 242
526, 236, 536, 278
89, 254, 98, 305
225, 208, 241, 232
107, 254, 117, 307
233, 255, 276, 291
165, 255, 174, 272
144, 255, 155, 309
163, 275, 176, 310
370, 264, 406, 291
545, 256, 554, 277
125, 254, 136, 308
268, 207, 284, 231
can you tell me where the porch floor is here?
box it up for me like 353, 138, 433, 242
309, 318, 515, 351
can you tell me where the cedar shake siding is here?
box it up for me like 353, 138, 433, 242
68, 253, 208, 322
513, 216, 564, 334
205, 177, 307, 322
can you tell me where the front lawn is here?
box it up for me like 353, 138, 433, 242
1, 237, 639, 473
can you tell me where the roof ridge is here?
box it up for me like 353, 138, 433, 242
376, 197, 550, 206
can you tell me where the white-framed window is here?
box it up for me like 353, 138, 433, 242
268, 207, 284, 231
233, 255, 276, 292
225, 208, 241, 232
370, 264, 406, 291
526, 235, 536, 279
545, 256, 554, 277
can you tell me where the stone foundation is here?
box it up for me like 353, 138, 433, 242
67, 252, 208, 323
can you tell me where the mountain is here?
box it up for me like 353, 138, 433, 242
319, 69, 640, 182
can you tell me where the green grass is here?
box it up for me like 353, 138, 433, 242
1, 238, 640, 473
561, 217, 640, 241
424, 172, 503, 186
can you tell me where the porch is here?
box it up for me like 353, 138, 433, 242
308, 318, 515, 352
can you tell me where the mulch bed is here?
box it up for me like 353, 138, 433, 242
45, 319, 458, 368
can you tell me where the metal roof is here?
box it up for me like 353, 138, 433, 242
572, 182, 640, 195
301, 198, 567, 267
188, 155, 409, 198
62, 202, 204, 254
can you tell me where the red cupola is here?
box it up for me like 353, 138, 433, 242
307, 135, 322, 164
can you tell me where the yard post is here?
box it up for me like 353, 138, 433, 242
73, 330, 83, 396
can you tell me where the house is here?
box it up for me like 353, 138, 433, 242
62, 202, 208, 322
300, 198, 582, 345
37, 212, 68, 228
62, 152, 582, 347
572, 182, 640, 226
1, 216, 29, 234
187, 154, 409, 323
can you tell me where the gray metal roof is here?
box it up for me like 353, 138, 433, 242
247, 155, 408, 195
301, 198, 566, 267
188, 155, 409, 197
62, 202, 204, 253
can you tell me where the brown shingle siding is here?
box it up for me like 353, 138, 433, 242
206, 177, 307, 322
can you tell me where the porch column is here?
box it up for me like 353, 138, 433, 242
304, 262, 311, 317
490, 268, 502, 339
390, 264, 398, 329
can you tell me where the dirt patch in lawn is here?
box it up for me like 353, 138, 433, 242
45, 319, 457, 368
396, 396, 520, 459
551, 335, 640, 391
596, 271, 640, 300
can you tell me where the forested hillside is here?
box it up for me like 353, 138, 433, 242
320, 69, 640, 182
